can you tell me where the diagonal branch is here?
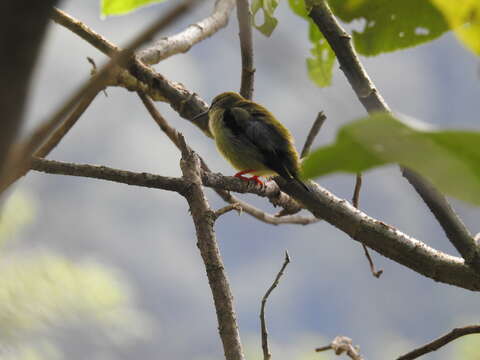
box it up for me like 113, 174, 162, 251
236, 0, 255, 99
308, 0, 480, 272
396, 325, 480, 360
138, 0, 236, 65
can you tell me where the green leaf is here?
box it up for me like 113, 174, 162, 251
306, 20, 335, 87
251, 0, 279, 36
328, 0, 450, 56
289, 0, 336, 87
101, 0, 167, 17
303, 113, 480, 206
431, 0, 480, 55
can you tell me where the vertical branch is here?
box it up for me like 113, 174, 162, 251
236, 0, 255, 99
178, 136, 245, 360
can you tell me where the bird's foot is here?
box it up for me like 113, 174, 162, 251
234, 170, 264, 186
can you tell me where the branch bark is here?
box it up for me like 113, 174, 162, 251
396, 325, 480, 360
30, 156, 480, 291
138, 0, 236, 65
308, 0, 480, 272
178, 136, 245, 360
236, 0, 255, 99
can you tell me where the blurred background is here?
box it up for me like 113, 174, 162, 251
3, 1, 480, 359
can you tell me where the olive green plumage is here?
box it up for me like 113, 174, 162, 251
207, 92, 309, 191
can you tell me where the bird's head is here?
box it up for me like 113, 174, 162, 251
191, 92, 244, 123
210, 92, 244, 110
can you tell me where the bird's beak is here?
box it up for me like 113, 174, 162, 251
191, 110, 209, 121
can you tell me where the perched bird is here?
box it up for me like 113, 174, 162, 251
196, 92, 309, 191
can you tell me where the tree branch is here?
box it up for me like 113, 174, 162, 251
51, 7, 212, 135
138, 0, 236, 65
308, 0, 480, 272
396, 325, 480, 360
260, 251, 290, 360
30, 156, 480, 291
34, 91, 100, 159
275, 178, 480, 291
178, 135, 245, 360
402, 168, 480, 271
301, 111, 326, 158
31, 157, 188, 193
352, 173, 383, 278
236, 0, 255, 99
316, 336, 363, 360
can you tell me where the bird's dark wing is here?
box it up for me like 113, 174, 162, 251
224, 106, 298, 180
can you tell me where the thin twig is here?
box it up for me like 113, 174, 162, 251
316, 336, 363, 360
301, 111, 326, 158
396, 325, 480, 360
138, 0, 236, 65
236, 0, 255, 99
35, 91, 99, 158
260, 251, 291, 360
214, 203, 243, 218
352, 173, 383, 278
178, 134, 245, 360
308, 0, 480, 273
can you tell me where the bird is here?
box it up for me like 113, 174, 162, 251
194, 92, 309, 191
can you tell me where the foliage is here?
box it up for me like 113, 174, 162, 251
289, 0, 335, 87
328, 0, 449, 56
431, 0, 480, 55
251, 0, 279, 36
101, 0, 167, 16
302, 113, 480, 206
0, 192, 34, 246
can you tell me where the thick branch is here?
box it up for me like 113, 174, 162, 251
31, 157, 480, 291
236, 0, 255, 99
397, 325, 480, 360
308, 0, 479, 271
179, 137, 245, 360
138, 0, 236, 65
402, 168, 480, 270
276, 178, 480, 291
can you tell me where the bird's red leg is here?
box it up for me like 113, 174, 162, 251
234, 170, 264, 186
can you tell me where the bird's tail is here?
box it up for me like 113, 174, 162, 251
294, 176, 310, 192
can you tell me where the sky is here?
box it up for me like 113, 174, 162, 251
6, 1, 480, 359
